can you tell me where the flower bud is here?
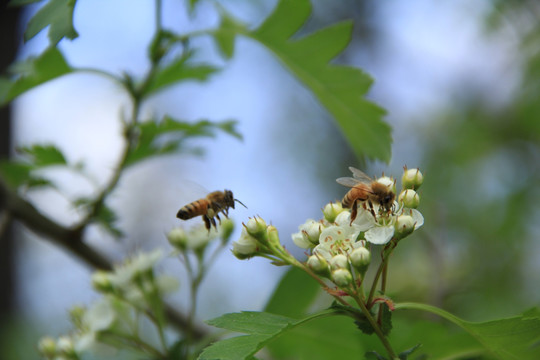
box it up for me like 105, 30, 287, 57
292, 220, 321, 248
307, 255, 330, 277
304, 221, 322, 245
69, 305, 86, 330
394, 214, 415, 239
167, 227, 187, 250
232, 228, 259, 259
220, 218, 235, 243
91, 270, 114, 293
267, 225, 281, 248
349, 247, 371, 272
398, 189, 420, 208
57, 336, 76, 357
323, 202, 343, 223
377, 176, 396, 194
37, 336, 57, 358
331, 268, 353, 287
245, 217, 267, 240
402, 167, 424, 190
329, 254, 349, 270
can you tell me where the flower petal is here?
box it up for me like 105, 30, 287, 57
292, 231, 312, 249
410, 209, 424, 229
365, 226, 394, 245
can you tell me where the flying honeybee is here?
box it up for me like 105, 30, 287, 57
176, 189, 246, 231
336, 167, 395, 223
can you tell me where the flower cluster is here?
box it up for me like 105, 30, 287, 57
167, 218, 234, 256
38, 249, 178, 360
231, 217, 295, 264
232, 167, 424, 291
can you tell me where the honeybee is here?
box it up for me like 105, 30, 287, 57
336, 167, 395, 223
176, 189, 246, 230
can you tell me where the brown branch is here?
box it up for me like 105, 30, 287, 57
0, 178, 208, 340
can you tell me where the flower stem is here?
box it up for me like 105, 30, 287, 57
353, 297, 398, 359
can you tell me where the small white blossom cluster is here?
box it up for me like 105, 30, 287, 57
167, 218, 234, 256
291, 167, 424, 287
231, 217, 296, 265
38, 249, 178, 360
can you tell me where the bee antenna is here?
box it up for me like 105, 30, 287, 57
235, 198, 248, 208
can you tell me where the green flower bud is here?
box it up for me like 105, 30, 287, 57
69, 305, 86, 330
394, 214, 415, 239
307, 255, 330, 277
91, 270, 114, 293
331, 268, 353, 287
402, 167, 424, 190
167, 227, 187, 250
349, 247, 371, 272
267, 225, 281, 248
220, 218, 235, 243
245, 217, 267, 240
37, 336, 57, 358
398, 189, 420, 208
330, 254, 349, 270
323, 202, 344, 223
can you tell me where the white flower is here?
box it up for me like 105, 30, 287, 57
186, 225, 219, 251
291, 219, 322, 249
314, 225, 364, 259
156, 275, 180, 294
232, 228, 259, 258
83, 298, 116, 333
111, 249, 163, 288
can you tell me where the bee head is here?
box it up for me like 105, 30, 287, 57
223, 190, 234, 206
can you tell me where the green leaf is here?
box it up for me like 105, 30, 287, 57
73, 198, 123, 238
0, 47, 72, 105
396, 303, 540, 360
0, 144, 67, 190
145, 53, 220, 96
125, 117, 241, 167
95, 204, 123, 238
0, 161, 34, 188
264, 267, 320, 318
188, 0, 201, 13
201, 310, 337, 360
379, 302, 393, 336
246, 0, 391, 162
23, 0, 78, 45
398, 344, 422, 360
268, 315, 369, 360
212, 7, 247, 60
18, 144, 67, 167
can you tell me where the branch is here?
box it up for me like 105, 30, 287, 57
0, 177, 208, 340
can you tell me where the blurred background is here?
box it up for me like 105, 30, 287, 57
1, 0, 539, 358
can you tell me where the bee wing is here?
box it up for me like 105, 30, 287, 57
336, 177, 362, 188
348, 167, 374, 182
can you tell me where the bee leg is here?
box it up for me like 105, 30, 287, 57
203, 215, 211, 231
215, 213, 222, 225
210, 216, 217, 230
367, 200, 376, 218
350, 199, 359, 225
